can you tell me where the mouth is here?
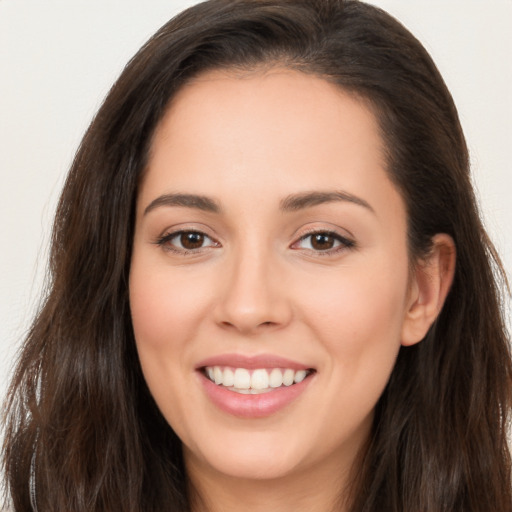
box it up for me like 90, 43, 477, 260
196, 355, 316, 418
201, 366, 316, 394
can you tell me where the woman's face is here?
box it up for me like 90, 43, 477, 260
130, 69, 417, 483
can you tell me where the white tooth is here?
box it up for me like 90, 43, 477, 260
283, 369, 295, 386
294, 370, 307, 383
223, 368, 234, 387
207, 367, 214, 381
233, 368, 251, 389
234, 388, 251, 394
250, 388, 272, 394
213, 366, 223, 385
269, 368, 283, 388
251, 369, 269, 390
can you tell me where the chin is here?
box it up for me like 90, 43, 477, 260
183, 427, 307, 481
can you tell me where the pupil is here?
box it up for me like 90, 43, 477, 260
312, 233, 334, 250
181, 232, 204, 249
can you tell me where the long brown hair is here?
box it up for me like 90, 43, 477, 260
3, 1, 511, 510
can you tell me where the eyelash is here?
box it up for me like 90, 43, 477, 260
154, 230, 219, 255
154, 229, 356, 256
293, 229, 356, 255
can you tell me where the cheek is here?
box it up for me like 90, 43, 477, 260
128, 262, 216, 416
129, 264, 214, 351
296, 266, 408, 444
302, 265, 407, 341
297, 256, 409, 397
129, 264, 215, 433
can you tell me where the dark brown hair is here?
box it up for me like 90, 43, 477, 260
3, 1, 511, 510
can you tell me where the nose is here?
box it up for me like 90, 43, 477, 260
214, 247, 293, 335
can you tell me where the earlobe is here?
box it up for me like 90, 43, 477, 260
401, 234, 456, 346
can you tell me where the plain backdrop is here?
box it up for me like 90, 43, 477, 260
0, 1, 511, 399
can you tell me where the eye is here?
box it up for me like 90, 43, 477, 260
293, 231, 355, 253
156, 230, 219, 253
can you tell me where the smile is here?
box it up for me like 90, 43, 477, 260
196, 355, 316, 418
204, 366, 313, 394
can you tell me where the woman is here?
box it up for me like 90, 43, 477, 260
3, 1, 511, 510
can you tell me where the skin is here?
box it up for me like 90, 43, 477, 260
130, 68, 455, 512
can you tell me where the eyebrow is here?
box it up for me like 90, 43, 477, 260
143, 190, 374, 216
279, 190, 374, 213
143, 193, 221, 216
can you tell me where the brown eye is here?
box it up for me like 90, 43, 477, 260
310, 233, 336, 250
293, 231, 355, 253
156, 230, 218, 253
180, 232, 205, 250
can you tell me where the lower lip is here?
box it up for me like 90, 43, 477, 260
198, 371, 313, 418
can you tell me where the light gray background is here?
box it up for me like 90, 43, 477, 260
1, 1, 511, 398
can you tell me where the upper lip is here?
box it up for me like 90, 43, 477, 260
195, 353, 313, 371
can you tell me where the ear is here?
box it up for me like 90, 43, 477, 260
401, 234, 456, 346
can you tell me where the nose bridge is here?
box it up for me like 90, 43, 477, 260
216, 236, 290, 333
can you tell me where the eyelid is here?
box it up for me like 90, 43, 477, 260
152, 224, 355, 256
154, 227, 221, 254
290, 228, 356, 254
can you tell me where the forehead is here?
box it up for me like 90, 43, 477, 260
148, 68, 384, 174
153, 67, 382, 151
139, 67, 404, 227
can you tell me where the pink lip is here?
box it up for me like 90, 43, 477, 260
198, 372, 314, 418
195, 353, 312, 371
195, 354, 315, 418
